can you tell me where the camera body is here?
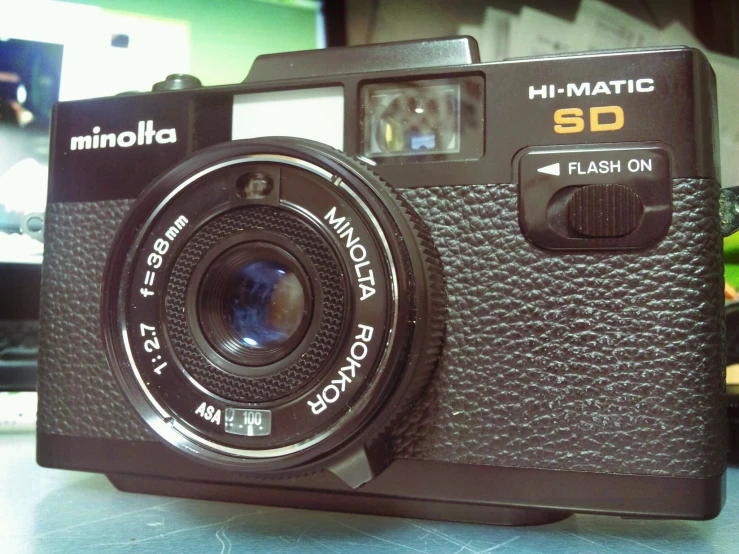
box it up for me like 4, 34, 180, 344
37, 38, 726, 525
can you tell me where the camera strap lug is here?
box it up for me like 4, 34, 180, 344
327, 443, 389, 489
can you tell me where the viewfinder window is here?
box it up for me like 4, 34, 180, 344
360, 76, 484, 164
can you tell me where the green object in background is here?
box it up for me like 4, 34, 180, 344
726, 234, 739, 289
71, 0, 318, 86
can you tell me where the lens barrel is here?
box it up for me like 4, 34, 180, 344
101, 138, 443, 479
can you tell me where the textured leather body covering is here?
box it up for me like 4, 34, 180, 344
38, 200, 151, 442
38, 179, 727, 478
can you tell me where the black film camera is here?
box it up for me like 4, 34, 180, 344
37, 38, 726, 525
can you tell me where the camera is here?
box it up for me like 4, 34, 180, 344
37, 37, 727, 525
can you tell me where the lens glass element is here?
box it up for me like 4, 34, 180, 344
197, 241, 313, 368
226, 259, 305, 349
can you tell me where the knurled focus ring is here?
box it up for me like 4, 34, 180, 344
165, 206, 345, 403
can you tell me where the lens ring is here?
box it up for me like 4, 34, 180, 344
197, 241, 313, 367
168, 207, 346, 403
102, 139, 443, 475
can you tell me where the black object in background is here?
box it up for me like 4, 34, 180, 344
0, 264, 40, 320
0, 320, 38, 392
323, 0, 347, 46
694, 0, 739, 56
0, 264, 40, 391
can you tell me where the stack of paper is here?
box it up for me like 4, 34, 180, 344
458, 0, 739, 188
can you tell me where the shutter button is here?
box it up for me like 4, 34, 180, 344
152, 74, 202, 92
567, 183, 644, 238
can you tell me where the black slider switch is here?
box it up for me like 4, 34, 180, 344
519, 145, 670, 250
567, 183, 644, 238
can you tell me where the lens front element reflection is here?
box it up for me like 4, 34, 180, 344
197, 240, 313, 369
227, 260, 305, 350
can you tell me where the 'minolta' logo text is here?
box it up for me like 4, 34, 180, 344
70, 120, 177, 150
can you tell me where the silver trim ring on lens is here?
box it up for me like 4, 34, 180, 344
121, 154, 399, 458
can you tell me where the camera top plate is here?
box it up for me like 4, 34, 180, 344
48, 44, 717, 205
245, 36, 480, 83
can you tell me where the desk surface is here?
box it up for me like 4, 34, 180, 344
2, 432, 738, 554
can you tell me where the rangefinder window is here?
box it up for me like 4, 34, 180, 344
360, 76, 484, 163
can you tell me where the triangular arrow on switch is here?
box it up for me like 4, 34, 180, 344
537, 162, 560, 176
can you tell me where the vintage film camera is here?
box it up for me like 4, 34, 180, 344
37, 38, 725, 525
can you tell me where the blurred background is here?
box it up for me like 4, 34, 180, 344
0, 0, 323, 269
0, 0, 326, 421
1, 0, 738, 426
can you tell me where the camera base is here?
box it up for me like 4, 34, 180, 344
107, 473, 572, 527
38, 435, 725, 524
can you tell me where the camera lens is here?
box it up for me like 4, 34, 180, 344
197, 242, 312, 368
103, 139, 443, 475
225, 259, 304, 349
